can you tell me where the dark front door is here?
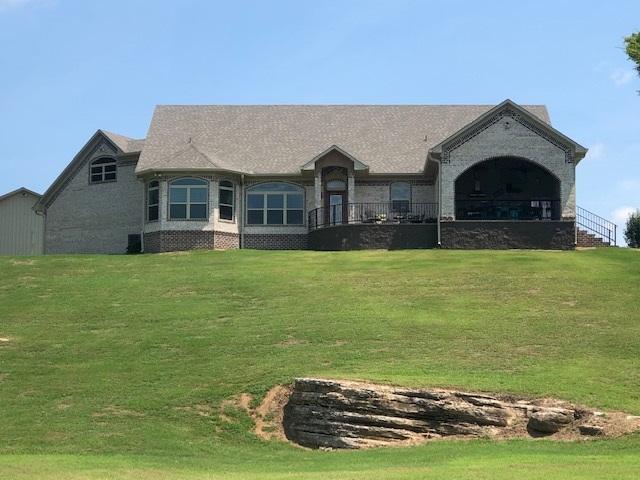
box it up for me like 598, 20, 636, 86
325, 192, 347, 225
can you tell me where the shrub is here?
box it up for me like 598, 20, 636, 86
624, 210, 640, 248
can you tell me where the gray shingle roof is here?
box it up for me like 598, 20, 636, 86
101, 130, 145, 154
136, 104, 550, 175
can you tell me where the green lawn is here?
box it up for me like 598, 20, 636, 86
1, 248, 639, 479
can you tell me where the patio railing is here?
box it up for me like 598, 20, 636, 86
308, 202, 438, 230
455, 199, 561, 221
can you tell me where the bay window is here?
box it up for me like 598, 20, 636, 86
169, 178, 208, 220
219, 180, 234, 221
147, 180, 159, 222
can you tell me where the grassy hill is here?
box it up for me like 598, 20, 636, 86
1, 248, 639, 479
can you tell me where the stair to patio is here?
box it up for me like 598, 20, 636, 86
576, 206, 616, 247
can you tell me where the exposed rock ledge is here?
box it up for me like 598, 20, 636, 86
281, 378, 640, 449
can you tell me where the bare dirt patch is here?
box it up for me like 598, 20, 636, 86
254, 385, 292, 441
218, 387, 291, 441
11, 259, 35, 266
0, 337, 10, 344
219, 393, 253, 423
277, 337, 308, 347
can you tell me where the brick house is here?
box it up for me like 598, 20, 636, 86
34, 100, 615, 253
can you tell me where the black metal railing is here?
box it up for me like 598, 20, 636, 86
309, 202, 438, 230
576, 206, 616, 246
455, 199, 561, 221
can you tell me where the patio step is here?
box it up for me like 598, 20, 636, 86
576, 206, 616, 247
576, 228, 611, 248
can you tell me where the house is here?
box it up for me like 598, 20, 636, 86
33, 99, 615, 253
0, 187, 44, 255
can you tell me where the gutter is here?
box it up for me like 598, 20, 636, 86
240, 174, 245, 249
140, 178, 146, 253
437, 161, 442, 247
35, 209, 46, 255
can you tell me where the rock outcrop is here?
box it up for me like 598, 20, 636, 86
281, 378, 640, 449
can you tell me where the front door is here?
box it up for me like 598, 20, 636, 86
326, 192, 347, 225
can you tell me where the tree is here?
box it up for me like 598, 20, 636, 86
625, 32, 640, 77
624, 210, 640, 248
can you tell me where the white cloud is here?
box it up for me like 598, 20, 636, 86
585, 142, 605, 161
610, 69, 635, 87
612, 206, 639, 224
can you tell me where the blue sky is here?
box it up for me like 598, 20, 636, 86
1, 0, 638, 237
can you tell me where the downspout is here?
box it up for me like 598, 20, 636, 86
140, 178, 146, 253
437, 160, 442, 247
35, 208, 46, 255
240, 174, 245, 249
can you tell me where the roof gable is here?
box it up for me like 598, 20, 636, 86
0, 187, 41, 202
300, 145, 369, 172
429, 100, 587, 164
35, 130, 134, 211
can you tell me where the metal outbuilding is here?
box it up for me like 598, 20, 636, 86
0, 187, 44, 255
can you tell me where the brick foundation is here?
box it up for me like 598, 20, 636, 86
213, 231, 240, 249
440, 221, 575, 250
143, 230, 214, 253
244, 233, 309, 250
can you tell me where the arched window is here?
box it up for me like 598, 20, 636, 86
390, 182, 411, 212
147, 180, 159, 222
246, 182, 304, 225
219, 180, 234, 221
90, 157, 117, 183
169, 178, 208, 220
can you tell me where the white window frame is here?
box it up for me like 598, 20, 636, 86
89, 157, 117, 184
147, 180, 160, 222
218, 180, 235, 222
246, 183, 305, 226
168, 177, 209, 221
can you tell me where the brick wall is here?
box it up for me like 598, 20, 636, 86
244, 233, 308, 250
441, 107, 576, 221
45, 142, 143, 254
144, 230, 214, 253
214, 231, 240, 249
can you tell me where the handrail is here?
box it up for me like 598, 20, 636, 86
309, 202, 438, 231
455, 199, 561, 221
576, 205, 616, 246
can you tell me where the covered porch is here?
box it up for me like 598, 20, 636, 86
454, 157, 561, 221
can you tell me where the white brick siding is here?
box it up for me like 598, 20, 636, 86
440, 117, 575, 220
45, 144, 142, 254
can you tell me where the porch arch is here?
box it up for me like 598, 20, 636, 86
454, 156, 561, 221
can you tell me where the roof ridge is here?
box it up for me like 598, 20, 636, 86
154, 104, 548, 108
